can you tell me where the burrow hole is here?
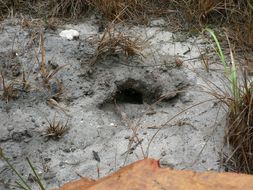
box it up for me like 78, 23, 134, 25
115, 88, 143, 104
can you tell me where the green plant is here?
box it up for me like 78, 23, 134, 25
204, 28, 253, 173
204, 28, 239, 111
0, 148, 46, 190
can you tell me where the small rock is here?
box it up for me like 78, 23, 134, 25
180, 94, 193, 103
92, 150, 100, 162
143, 131, 147, 135
34, 123, 40, 128
59, 29, 79, 40
11, 132, 23, 142
150, 18, 166, 27
24, 138, 31, 143
48, 61, 59, 69
161, 151, 166, 157
63, 148, 71, 153
83, 89, 94, 96
12, 155, 18, 159
44, 157, 51, 162
59, 161, 64, 167
43, 171, 56, 180
124, 135, 130, 139
28, 173, 36, 183
60, 49, 65, 53
24, 130, 33, 138
7, 125, 14, 131
0, 136, 11, 142
159, 160, 175, 169
31, 118, 36, 123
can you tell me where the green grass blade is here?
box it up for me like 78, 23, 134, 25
204, 28, 228, 73
26, 157, 46, 190
15, 181, 30, 190
204, 28, 240, 113
0, 149, 32, 190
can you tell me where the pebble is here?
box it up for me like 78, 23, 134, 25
59, 161, 64, 167
11, 132, 23, 142
24, 138, 31, 143
34, 123, 40, 128
43, 171, 56, 180
124, 135, 130, 139
31, 118, 36, 123
24, 130, 33, 138
180, 94, 193, 103
0, 136, 11, 142
59, 29, 79, 40
7, 125, 14, 131
159, 160, 175, 169
49, 61, 59, 69
161, 150, 166, 157
28, 173, 36, 182
44, 157, 51, 162
63, 148, 71, 153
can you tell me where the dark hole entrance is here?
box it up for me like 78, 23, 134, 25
115, 88, 143, 104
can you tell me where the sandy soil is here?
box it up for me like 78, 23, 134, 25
0, 17, 227, 189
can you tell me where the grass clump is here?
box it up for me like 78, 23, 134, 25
1, 0, 253, 51
206, 28, 253, 174
172, 0, 253, 49
50, 0, 90, 18
36, 32, 67, 90
89, 0, 159, 22
87, 24, 145, 65
44, 116, 69, 140
0, 72, 19, 102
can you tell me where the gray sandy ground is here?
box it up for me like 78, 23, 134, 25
0, 17, 227, 189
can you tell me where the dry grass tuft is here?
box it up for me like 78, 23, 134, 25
210, 70, 253, 173
37, 32, 67, 88
223, 71, 253, 173
87, 24, 145, 65
50, 0, 90, 18
205, 29, 253, 173
0, 72, 19, 102
172, 0, 253, 49
89, 0, 158, 22
45, 116, 69, 139
206, 69, 253, 174
1, 0, 252, 51
0, 0, 47, 19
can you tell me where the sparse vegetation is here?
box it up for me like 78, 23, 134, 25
87, 24, 145, 65
0, 148, 46, 190
205, 29, 253, 174
44, 116, 69, 140
1, 0, 252, 48
0, 72, 19, 102
37, 32, 67, 88
50, 0, 90, 18
1, 1, 253, 190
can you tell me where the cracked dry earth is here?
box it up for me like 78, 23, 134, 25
0, 17, 227, 189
